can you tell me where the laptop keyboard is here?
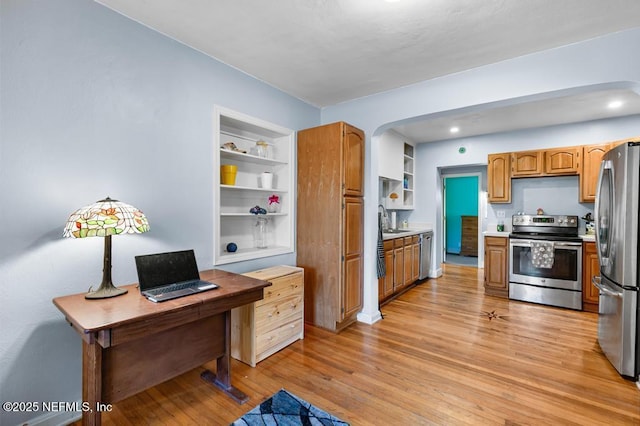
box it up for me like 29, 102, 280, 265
146, 280, 196, 296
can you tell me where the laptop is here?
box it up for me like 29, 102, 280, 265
135, 249, 218, 303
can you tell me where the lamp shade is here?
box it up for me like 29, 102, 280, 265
63, 197, 150, 238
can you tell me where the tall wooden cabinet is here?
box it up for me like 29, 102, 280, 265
297, 122, 364, 332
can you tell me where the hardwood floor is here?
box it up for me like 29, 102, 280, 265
72, 264, 640, 425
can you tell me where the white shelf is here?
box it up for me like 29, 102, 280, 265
220, 148, 287, 166
220, 212, 287, 217
214, 106, 295, 265
221, 184, 287, 192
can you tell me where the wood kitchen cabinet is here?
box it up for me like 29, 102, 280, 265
582, 241, 600, 313
411, 236, 420, 283
581, 137, 639, 202
378, 240, 394, 301
545, 146, 580, 175
581, 143, 609, 202
402, 235, 421, 286
231, 266, 304, 367
393, 238, 405, 291
484, 236, 509, 298
379, 235, 420, 304
487, 153, 511, 203
511, 150, 544, 177
297, 122, 364, 332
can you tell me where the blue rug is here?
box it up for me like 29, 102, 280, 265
231, 389, 349, 425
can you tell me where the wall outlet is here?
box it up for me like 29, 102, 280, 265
496, 210, 506, 218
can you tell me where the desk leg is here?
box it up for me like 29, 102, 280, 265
200, 310, 249, 404
82, 337, 102, 426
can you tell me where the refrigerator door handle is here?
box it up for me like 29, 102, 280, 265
592, 276, 623, 298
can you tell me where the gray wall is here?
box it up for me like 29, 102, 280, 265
0, 1, 319, 424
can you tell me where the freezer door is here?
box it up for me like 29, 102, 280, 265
594, 275, 638, 378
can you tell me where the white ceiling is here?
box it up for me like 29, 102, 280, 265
96, 0, 640, 142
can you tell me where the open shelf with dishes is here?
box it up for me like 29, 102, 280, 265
213, 106, 295, 265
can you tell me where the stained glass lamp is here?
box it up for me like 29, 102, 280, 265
63, 197, 150, 299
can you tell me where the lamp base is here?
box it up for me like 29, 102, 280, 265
85, 283, 128, 299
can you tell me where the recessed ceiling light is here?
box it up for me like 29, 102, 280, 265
450, 126, 460, 133
608, 100, 623, 109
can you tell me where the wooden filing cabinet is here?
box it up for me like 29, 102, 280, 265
460, 216, 478, 257
231, 265, 304, 367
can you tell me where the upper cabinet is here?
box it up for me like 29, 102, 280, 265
488, 136, 639, 204
488, 153, 511, 203
544, 147, 580, 175
580, 137, 640, 202
213, 106, 295, 265
378, 130, 404, 181
511, 150, 543, 177
580, 143, 609, 202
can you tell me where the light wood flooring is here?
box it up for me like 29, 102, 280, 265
73, 264, 640, 425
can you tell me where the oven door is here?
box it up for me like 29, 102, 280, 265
509, 238, 582, 290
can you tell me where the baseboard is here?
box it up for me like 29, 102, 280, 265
24, 408, 81, 426
432, 267, 443, 278
357, 310, 382, 325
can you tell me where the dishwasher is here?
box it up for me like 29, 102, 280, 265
418, 231, 433, 280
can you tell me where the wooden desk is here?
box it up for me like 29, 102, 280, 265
53, 269, 270, 426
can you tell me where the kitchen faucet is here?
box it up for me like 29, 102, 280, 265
378, 204, 389, 231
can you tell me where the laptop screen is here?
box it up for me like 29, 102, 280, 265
135, 249, 201, 291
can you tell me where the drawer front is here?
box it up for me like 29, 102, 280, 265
257, 272, 303, 307
393, 238, 404, 248
256, 294, 303, 333
256, 317, 303, 357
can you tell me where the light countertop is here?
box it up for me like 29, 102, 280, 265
483, 231, 511, 238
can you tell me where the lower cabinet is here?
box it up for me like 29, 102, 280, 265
582, 241, 600, 313
379, 235, 420, 304
379, 240, 394, 300
231, 265, 304, 367
484, 236, 509, 298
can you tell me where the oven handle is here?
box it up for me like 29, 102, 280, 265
509, 239, 582, 248
592, 276, 623, 298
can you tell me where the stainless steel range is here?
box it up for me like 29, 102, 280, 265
509, 214, 582, 310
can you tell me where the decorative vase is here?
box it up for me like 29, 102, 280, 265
267, 202, 279, 213
254, 216, 268, 249
261, 172, 273, 189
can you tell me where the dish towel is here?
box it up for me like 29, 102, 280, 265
377, 212, 386, 278
531, 241, 555, 268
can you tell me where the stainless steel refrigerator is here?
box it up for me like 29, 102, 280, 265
594, 141, 640, 380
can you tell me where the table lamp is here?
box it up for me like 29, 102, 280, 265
63, 197, 150, 299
